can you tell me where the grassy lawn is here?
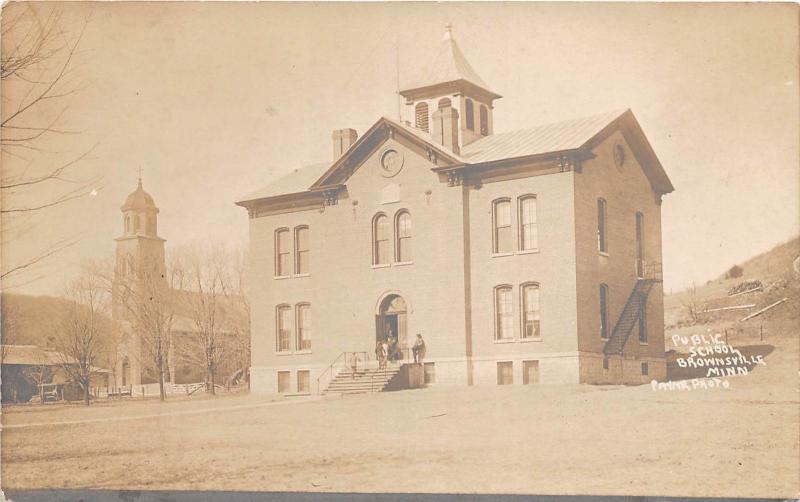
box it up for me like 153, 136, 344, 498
2, 336, 797, 497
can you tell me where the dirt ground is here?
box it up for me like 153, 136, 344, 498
2, 337, 798, 498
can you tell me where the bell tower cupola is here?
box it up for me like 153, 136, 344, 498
121, 176, 159, 237
399, 24, 501, 150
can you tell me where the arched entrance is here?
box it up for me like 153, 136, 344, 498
376, 294, 407, 348
121, 357, 130, 387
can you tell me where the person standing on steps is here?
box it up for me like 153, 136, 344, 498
412, 334, 426, 363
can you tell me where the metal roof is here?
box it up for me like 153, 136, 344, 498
237, 162, 329, 204
461, 109, 627, 164
238, 109, 672, 205
400, 26, 496, 97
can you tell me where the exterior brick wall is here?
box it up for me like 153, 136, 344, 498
573, 131, 667, 383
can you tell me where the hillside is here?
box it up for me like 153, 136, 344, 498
0, 293, 81, 348
665, 236, 799, 328
664, 235, 799, 367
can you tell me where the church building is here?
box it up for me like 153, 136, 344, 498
111, 178, 168, 387
237, 26, 674, 394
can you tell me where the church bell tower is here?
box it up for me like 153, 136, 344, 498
112, 177, 166, 321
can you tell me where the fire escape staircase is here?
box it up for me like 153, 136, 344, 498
603, 262, 663, 356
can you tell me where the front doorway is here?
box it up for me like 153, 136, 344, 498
376, 294, 407, 347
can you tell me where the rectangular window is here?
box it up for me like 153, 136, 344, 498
495, 287, 513, 340
297, 370, 310, 393
297, 304, 311, 350
277, 371, 290, 393
276, 229, 291, 276
497, 361, 513, 385
521, 284, 541, 339
522, 360, 539, 385
423, 362, 436, 384
277, 305, 291, 352
599, 284, 609, 339
638, 294, 648, 343
641, 362, 649, 376
597, 199, 607, 253
493, 200, 512, 254
295, 227, 309, 275
519, 197, 538, 251
603, 358, 609, 370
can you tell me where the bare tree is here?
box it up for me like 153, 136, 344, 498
53, 272, 109, 406
226, 248, 251, 388
112, 258, 182, 401
1, 4, 98, 284
172, 246, 233, 395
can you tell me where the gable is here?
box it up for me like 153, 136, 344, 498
309, 117, 466, 190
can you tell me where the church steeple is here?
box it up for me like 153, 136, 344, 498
400, 24, 501, 148
113, 177, 166, 320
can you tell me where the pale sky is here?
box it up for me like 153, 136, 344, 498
2, 2, 798, 295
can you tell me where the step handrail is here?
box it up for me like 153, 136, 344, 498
316, 352, 347, 394
317, 351, 370, 394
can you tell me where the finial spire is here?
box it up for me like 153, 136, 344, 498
137, 166, 143, 186
443, 23, 453, 41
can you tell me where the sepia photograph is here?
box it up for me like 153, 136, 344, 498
1, 2, 798, 500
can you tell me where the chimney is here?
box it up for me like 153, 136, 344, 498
332, 128, 358, 160
432, 107, 460, 154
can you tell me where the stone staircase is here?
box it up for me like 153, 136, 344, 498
323, 366, 402, 395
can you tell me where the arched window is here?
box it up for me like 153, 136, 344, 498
465, 99, 475, 131
494, 285, 513, 340
373, 213, 390, 265
296, 303, 311, 350
395, 210, 412, 263
635, 212, 644, 277
599, 284, 609, 339
415, 102, 429, 132
492, 198, 512, 254
125, 216, 131, 233
437, 97, 451, 109
597, 198, 608, 253
295, 226, 310, 275
146, 215, 156, 235
275, 228, 291, 277
276, 304, 292, 352
518, 195, 538, 251
480, 105, 489, 136
134, 215, 141, 232
521, 283, 541, 339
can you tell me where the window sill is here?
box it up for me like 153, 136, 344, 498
371, 263, 391, 269
275, 351, 294, 356
519, 337, 543, 343
294, 273, 311, 278
598, 251, 609, 258
517, 249, 540, 255
295, 350, 312, 355
493, 339, 515, 344
639, 342, 649, 346
273, 275, 291, 280
491, 252, 514, 258
600, 337, 609, 342
394, 261, 414, 267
